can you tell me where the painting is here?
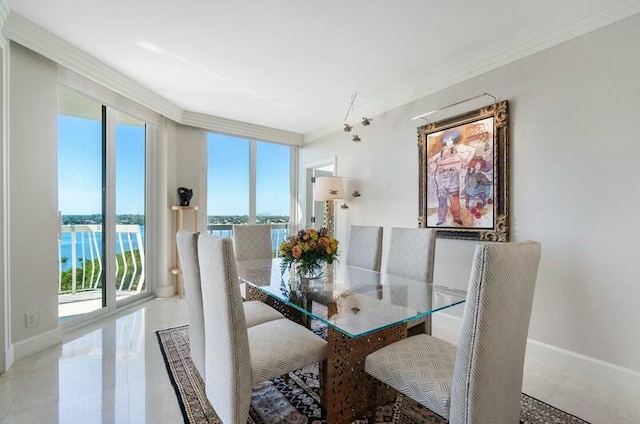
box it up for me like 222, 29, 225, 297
418, 101, 509, 241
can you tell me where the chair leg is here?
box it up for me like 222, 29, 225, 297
377, 380, 399, 407
407, 316, 432, 337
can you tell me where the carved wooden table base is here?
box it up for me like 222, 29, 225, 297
245, 286, 407, 424
246, 285, 309, 326
325, 324, 407, 424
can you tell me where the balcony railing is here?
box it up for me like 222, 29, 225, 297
207, 223, 290, 257
58, 224, 145, 295
59, 223, 287, 297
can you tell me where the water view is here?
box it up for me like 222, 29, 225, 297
59, 215, 291, 272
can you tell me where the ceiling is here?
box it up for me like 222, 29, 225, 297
7, 0, 640, 137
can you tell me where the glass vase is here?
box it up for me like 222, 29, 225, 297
295, 261, 325, 280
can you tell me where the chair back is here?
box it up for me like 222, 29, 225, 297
385, 227, 436, 282
346, 225, 383, 271
232, 224, 273, 261
198, 234, 252, 424
449, 241, 541, 424
175, 230, 205, 378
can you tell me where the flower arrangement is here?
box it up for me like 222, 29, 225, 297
279, 227, 339, 278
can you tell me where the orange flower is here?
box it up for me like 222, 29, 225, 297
291, 245, 303, 259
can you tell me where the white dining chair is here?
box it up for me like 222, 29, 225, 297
384, 227, 436, 335
346, 225, 383, 272
198, 233, 328, 424
366, 241, 542, 424
176, 231, 284, 379
232, 224, 274, 261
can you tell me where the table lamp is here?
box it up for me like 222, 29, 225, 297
313, 176, 345, 236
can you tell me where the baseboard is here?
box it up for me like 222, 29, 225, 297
155, 285, 175, 298
432, 312, 640, 396
525, 338, 640, 396
3, 344, 14, 372
13, 326, 62, 362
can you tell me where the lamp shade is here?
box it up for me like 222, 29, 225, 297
313, 176, 345, 201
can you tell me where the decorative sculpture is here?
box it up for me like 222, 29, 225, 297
177, 187, 193, 207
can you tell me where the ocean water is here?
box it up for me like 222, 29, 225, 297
59, 226, 145, 272
59, 226, 288, 272
209, 228, 289, 251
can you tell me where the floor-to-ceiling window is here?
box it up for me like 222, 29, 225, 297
114, 112, 146, 302
207, 133, 292, 255
207, 134, 250, 228
57, 88, 105, 321
58, 86, 150, 323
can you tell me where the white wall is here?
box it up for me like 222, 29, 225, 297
9, 42, 59, 346
173, 124, 207, 232
0, 43, 6, 372
5, 43, 181, 357
300, 13, 640, 375
156, 118, 177, 298
164, 123, 206, 297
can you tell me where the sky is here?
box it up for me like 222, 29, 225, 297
207, 133, 290, 216
58, 114, 145, 215
58, 115, 291, 217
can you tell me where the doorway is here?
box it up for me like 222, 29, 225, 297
304, 157, 336, 229
57, 86, 150, 324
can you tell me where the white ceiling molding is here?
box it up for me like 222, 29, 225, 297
182, 111, 303, 146
303, 0, 640, 143
0, 0, 8, 47
0, 0, 7, 24
2, 11, 304, 146
3, 12, 183, 122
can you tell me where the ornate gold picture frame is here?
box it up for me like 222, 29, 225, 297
418, 101, 509, 241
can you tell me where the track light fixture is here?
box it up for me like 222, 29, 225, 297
343, 92, 373, 142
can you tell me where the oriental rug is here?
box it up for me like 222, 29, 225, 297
157, 325, 590, 424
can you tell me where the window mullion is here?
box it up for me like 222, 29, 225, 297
104, 107, 117, 311
249, 139, 256, 224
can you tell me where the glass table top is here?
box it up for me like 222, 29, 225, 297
237, 258, 467, 338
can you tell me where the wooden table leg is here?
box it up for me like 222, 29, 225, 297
325, 323, 407, 424
245, 285, 309, 327
244, 286, 408, 423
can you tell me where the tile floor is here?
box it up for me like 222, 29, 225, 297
0, 297, 638, 424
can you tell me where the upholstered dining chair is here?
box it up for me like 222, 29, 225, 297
366, 241, 542, 424
346, 225, 383, 272
176, 230, 284, 380
232, 224, 273, 261
198, 233, 328, 424
384, 227, 436, 335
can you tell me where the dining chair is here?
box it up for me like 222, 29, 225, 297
384, 227, 436, 335
198, 233, 328, 424
346, 225, 383, 272
176, 230, 284, 379
232, 224, 274, 261
366, 241, 542, 424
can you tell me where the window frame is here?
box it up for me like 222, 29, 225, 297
206, 133, 298, 232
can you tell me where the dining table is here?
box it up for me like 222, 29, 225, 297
237, 258, 467, 424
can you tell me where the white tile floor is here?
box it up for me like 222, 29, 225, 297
0, 297, 638, 424
0, 298, 188, 424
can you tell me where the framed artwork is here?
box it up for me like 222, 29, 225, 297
418, 101, 509, 241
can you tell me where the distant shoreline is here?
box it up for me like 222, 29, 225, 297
61, 214, 290, 225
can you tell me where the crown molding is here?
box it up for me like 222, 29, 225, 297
304, 0, 640, 143
0, 1, 8, 26
2, 11, 304, 146
3, 2, 638, 146
0, 0, 8, 47
3, 12, 183, 122
182, 111, 303, 146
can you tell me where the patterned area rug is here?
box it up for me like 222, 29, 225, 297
157, 325, 590, 424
